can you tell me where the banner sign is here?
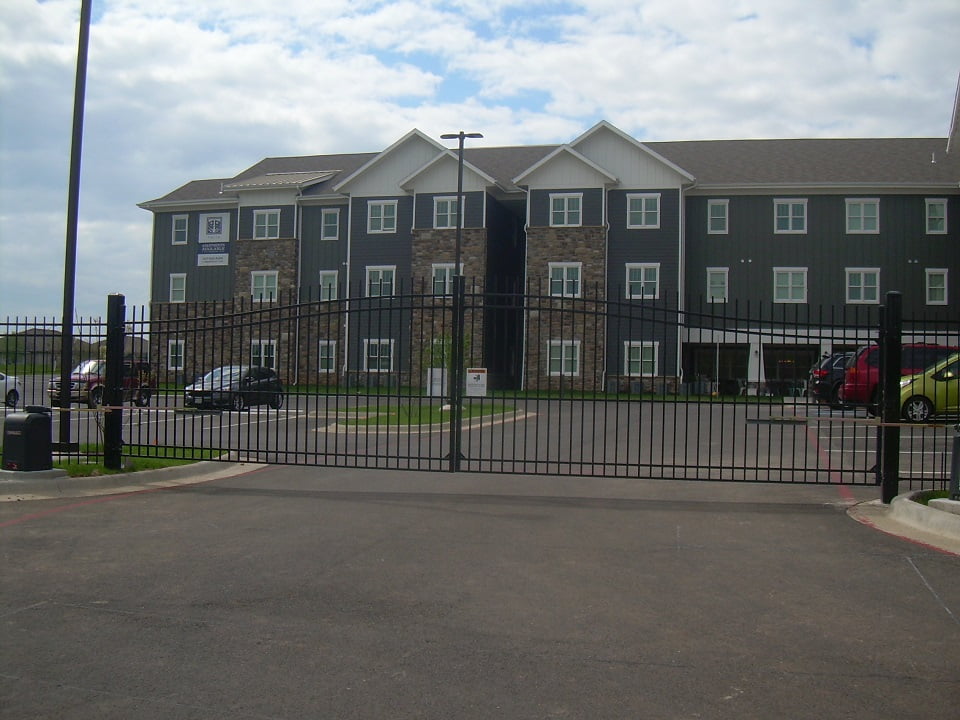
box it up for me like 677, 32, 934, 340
199, 212, 230, 243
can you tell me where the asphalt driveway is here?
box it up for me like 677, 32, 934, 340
1, 467, 958, 719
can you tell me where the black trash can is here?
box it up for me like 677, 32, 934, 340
2, 406, 53, 471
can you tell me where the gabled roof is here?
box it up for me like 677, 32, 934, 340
399, 150, 497, 191
511, 144, 619, 185
138, 179, 234, 209
222, 170, 337, 191
572, 120, 696, 182
333, 129, 448, 192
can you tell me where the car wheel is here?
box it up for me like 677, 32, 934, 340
88, 386, 104, 408
134, 389, 151, 407
269, 393, 283, 410
902, 396, 933, 423
5, 389, 18, 407
232, 393, 246, 412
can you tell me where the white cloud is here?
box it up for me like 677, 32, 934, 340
1, 0, 957, 319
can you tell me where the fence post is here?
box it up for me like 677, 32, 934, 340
448, 275, 466, 472
103, 293, 125, 470
880, 291, 901, 504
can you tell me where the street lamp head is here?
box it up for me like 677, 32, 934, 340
441, 132, 484, 141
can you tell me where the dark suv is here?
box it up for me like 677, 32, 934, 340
841, 344, 958, 412
808, 351, 853, 407
48, 359, 155, 408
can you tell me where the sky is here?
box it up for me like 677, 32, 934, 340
1, 0, 958, 320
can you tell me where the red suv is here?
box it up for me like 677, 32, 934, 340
842, 344, 958, 411
48, 359, 155, 408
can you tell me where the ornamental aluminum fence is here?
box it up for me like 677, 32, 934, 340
1, 284, 957, 490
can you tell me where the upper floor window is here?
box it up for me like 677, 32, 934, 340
624, 341, 658, 377
926, 268, 948, 305
774, 199, 807, 234
319, 270, 338, 301
251, 271, 278, 302
846, 268, 880, 304
625, 263, 659, 300
550, 193, 581, 227
846, 199, 879, 233
431, 263, 459, 295
707, 200, 728, 234
321, 209, 339, 240
627, 193, 660, 229
172, 215, 188, 245
366, 265, 395, 297
251, 339, 277, 369
167, 340, 185, 371
773, 267, 807, 303
318, 340, 337, 373
547, 340, 580, 377
434, 197, 460, 229
926, 199, 947, 234
368, 200, 397, 233
706, 267, 728, 303
169, 273, 186, 303
548, 262, 582, 298
253, 209, 280, 239
363, 339, 394, 372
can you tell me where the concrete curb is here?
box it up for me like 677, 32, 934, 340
889, 491, 960, 542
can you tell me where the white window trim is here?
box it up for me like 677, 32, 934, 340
773, 267, 808, 304
169, 273, 186, 303
845, 267, 880, 305
626, 193, 661, 229
253, 209, 281, 239
706, 267, 728, 304
845, 198, 880, 234
321, 209, 340, 240
319, 270, 338, 301
625, 262, 660, 300
549, 193, 583, 228
431, 263, 460, 295
363, 338, 394, 373
925, 268, 948, 306
172, 214, 188, 245
925, 198, 947, 235
251, 271, 279, 302
624, 341, 659, 377
365, 265, 396, 297
433, 196, 461, 229
547, 340, 581, 377
548, 262, 582, 298
367, 200, 398, 234
251, 339, 277, 369
318, 340, 337, 373
167, 339, 185, 371
774, 198, 807, 234
707, 199, 728, 235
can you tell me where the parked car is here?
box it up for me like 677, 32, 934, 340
1, 371, 23, 407
900, 352, 960, 423
47, 359, 155, 408
841, 343, 959, 413
184, 365, 284, 411
808, 351, 853, 406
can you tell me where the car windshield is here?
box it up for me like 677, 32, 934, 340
203, 366, 244, 383
73, 360, 103, 374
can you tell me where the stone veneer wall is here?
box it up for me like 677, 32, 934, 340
234, 237, 298, 300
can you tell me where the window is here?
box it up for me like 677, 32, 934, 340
251, 271, 278, 302
625, 263, 659, 299
774, 199, 807, 233
547, 340, 580, 377
548, 262, 582, 298
706, 267, 728, 303
846, 268, 880, 304
169, 273, 186, 303
624, 341, 658, 377
319, 271, 338, 301
926, 199, 947, 234
773, 267, 807, 303
431, 263, 459, 295
627, 193, 660, 229
167, 340, 184, 371
253, 209, 280, 239
368, 200, 397, 233
366, 266, 395, 297
318, 340, 337, 373
172, 215, 188, 245
321, 209, 339, 240
707, 200, 728, 234
846, 199, 879, 233
251, 339, 277, 369
926, 269, 948, 305
434, 197, 460, 229
550, 193, 582, 227
363, 339, 394, 372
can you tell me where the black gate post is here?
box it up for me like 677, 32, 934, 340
880, 291, 902, 503
103, 294, 125, 470
448, 275, 465, 472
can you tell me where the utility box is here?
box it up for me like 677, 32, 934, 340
2, 406, 53, 471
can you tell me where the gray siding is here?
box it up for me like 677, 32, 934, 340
150, 209, 236, 303
300, 204, 348, 299
238, 205, 296, 240
529, 188, 604, 227
413, 191, 484, 229
607, 188, 681, 300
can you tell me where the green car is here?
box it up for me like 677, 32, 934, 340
900, 352, 960, 423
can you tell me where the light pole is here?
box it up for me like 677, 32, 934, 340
439, 131, 482, 471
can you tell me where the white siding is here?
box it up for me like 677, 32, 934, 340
575, 128, 687, 189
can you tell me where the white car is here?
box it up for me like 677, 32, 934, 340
1, 371, 23, 407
